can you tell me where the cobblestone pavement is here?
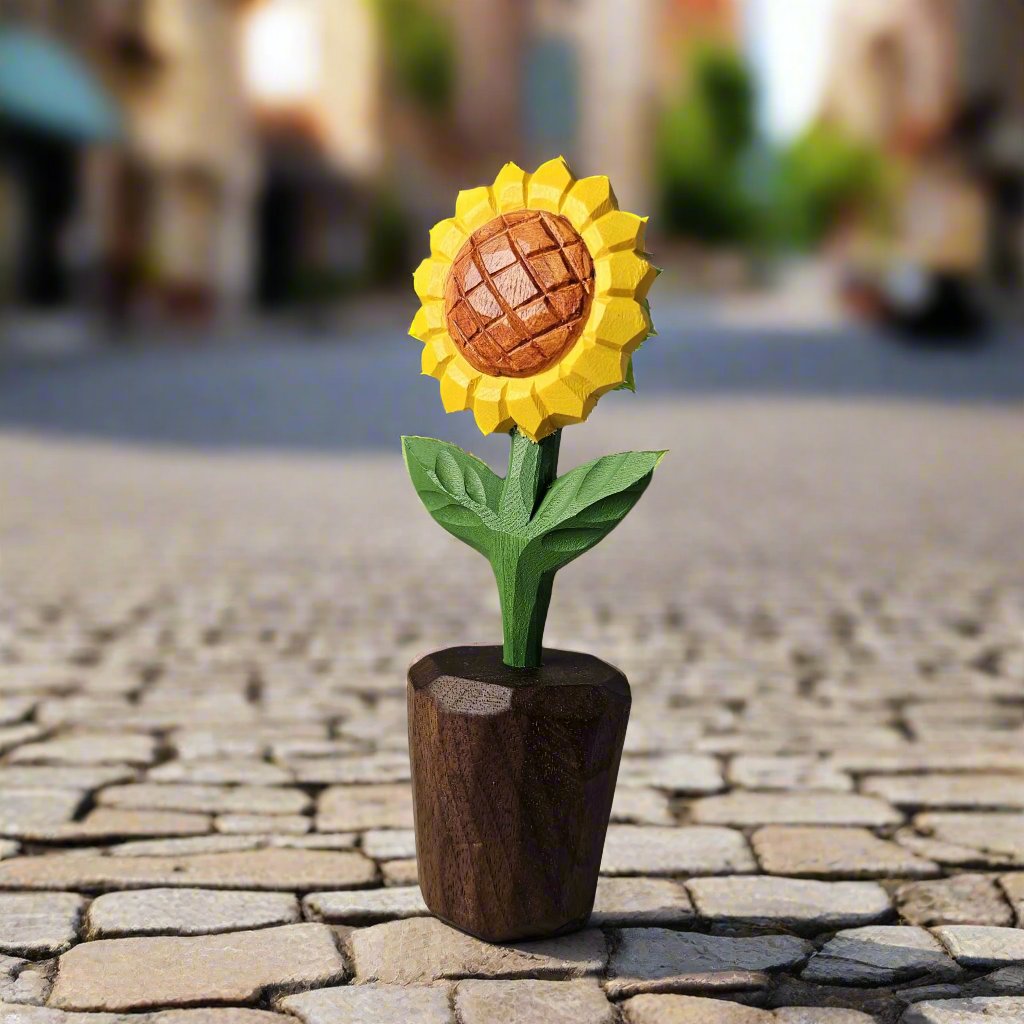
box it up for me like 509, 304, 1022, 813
2, 392, 1024, 1024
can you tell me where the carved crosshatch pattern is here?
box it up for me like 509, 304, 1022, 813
444, 210, 595, 378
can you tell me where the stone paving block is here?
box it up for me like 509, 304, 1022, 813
29, 809, 212, 842
0, 767, 137, 790
728, 757, 853, 792
607, 928, 813, 999
97, 785, 310, 816
907, 815, 1024, 867
0, 955, 54, 1006
898, 875, 1015, 927
690, 793, 902, 828
1, 1008, 291, 1023
863, 776, 1024, 811
269, 833, 358, 850
454, 979, 615, 1024
173, 728, 324, 761
901, 996, 1024, 1022
278, 984, 453, 1024
0, 848, 376, 892
0, 726, 45, 755
687, 877, 892, 932
933, 926, 1024, 968
380, 859, 418, 886
105, 836, 265, 857
148, 760, 293, 786
0, 893, 84, 956
618, 754, 725, 794
303, 886, 428, 925
800, 926, 959, 987
623, 717, 704, 756
215, 815, 310, 835
0, 790, 84, 838
48, 923, 347, 1011
960, 965, 1024, 998
999, 875, 1024, 926
9, 735, 156, 766
831, 747, 1024, 774
753, 826, 939, 879
87, 888, 300, 937
0, 842, 17, 860
291, 753, 410, 786
590, 877, 695, 927
611, 786, 675, 825
361, 830, 416, 861
348, 917, 606, 984
317, 785, 414, 832
0, 699, 36, 726
601, 826, 755, 876
621, 994, 773, 1023
895, 830, 1010, 869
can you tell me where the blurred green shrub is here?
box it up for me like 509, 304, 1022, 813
656, 44, 759, 244
372, 0, 454, 116
775, 124, 890, 249
365, 189, 411, 287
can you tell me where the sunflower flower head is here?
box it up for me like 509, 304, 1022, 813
410, 157, 657, 441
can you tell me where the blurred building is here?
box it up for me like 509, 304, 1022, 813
3, 0, 743, 330
822, 0, 1024, 288
0, 0, 258, 322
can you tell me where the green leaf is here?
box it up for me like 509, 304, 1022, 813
401, 436, 503, 556
525, 450, 666, 568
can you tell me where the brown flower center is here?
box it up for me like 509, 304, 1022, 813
444, 210, 594, 378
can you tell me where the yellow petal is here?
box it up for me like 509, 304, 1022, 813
564, 338, 629, 392
413, 257, 449, 301
454, 186, 497, 234
439, 359, 476, 412
409, 306, 432, 342
421, 298, 447, 333
590, 297, 650, 353
470, 379, 511, 435
429, 218, 468, 262
527, 156, 575, 213
505, 385, 547, 441
582, 211, 647, 258
561, 175, 617, 231
535, 374, 589, 433
594, 251, 658, 299
421, 335, 455, 378
491, 162, 530, 213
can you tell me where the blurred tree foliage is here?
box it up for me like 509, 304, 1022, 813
774, 124, 890, 249
657, 43, 891, 251
365, 188, 411, 286
372, 0, 454, 116
656, 44, 758, 244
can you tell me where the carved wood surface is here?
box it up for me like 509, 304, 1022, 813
407, 644, 630, 943
444, 210, 595, 378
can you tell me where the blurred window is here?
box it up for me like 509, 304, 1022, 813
523, 35, 579, 158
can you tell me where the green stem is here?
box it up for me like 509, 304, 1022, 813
494, 429, 561, 669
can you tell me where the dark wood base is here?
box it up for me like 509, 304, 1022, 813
407, 645, 630, 943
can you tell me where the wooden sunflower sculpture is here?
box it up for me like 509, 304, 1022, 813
403, 157, 664, 669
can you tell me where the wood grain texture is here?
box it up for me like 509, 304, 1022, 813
407, 645, 630, 943
444, 210, 595, 378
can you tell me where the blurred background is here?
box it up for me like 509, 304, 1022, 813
1, 0, 1023, 362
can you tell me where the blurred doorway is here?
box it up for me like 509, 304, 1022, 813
1, 121, 79, 306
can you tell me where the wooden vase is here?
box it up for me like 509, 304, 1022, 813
407, 644, 630, 943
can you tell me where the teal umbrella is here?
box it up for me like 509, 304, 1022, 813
0, 28, 121, 141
